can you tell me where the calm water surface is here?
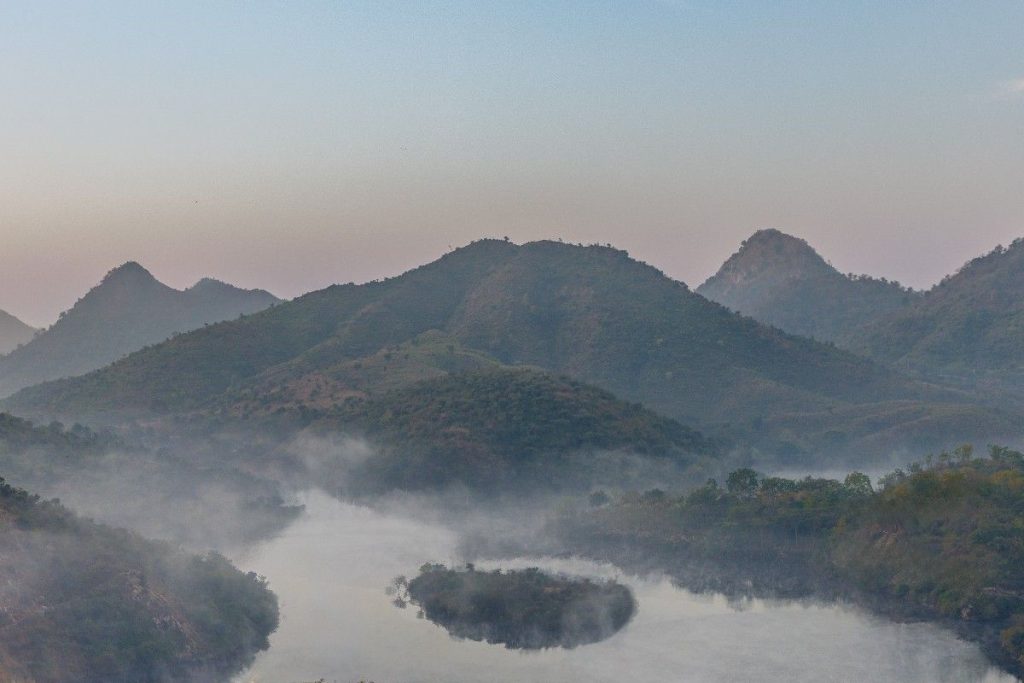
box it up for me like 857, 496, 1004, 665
232, 491, 1016, 683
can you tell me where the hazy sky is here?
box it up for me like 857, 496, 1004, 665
2, 1, 1022, 326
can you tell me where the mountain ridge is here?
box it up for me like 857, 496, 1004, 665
846, 237, 1024, 395
0, 262, 279, 397
0, 310, 37, 356
5, 239, 1018, 459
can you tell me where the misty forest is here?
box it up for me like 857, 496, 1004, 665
3, 234, 1024, 682
2, 3, 1024, 682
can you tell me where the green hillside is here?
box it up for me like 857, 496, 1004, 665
320, 367, 714, 492
847, 238, 1024, 396
0, 477, 278, 682
555, 446, 1024, 678
6, 239, 1015, 459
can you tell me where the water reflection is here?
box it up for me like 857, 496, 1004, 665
232, 491, 1015, 683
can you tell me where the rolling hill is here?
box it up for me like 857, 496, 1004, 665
0, 310, 36, 356
844, 237, 1024, 397
697, 229, 919, 343
5, 239, 1018, 459
0, 262, 279, 397
322, 367, 716, 492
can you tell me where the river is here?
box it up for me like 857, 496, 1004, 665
231, 490, 1016, 683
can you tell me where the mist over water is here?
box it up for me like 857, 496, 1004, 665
230, 491, 1013, 683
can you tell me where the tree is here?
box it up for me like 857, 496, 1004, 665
954, 444, 974, 464
843, 471, 873, 496
726, 468, 759, 498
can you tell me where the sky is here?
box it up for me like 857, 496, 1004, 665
1, 1, 1022, 327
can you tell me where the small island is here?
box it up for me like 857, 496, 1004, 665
390, 564, 636, 649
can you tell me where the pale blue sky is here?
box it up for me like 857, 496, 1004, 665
2, 1, 1022, 325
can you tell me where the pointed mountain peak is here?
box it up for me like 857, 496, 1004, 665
737, 229, 830, 268
101, 261, 159, 285
701, 229, 835, 291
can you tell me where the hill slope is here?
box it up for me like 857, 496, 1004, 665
322, 367, 715, 493
697, 229, 918, 343
0, 262, 279, 397
6, 240, 1017, 458
0, 310, 36, 356
0, 476, 278, 682
846, 238, 1024, 396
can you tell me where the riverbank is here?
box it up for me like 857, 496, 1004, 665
550, 451, 1024, 679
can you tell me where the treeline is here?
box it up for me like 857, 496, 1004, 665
555, 445, 1024, 676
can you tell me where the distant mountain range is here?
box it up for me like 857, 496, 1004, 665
6, 239, 1016, 460
701, 230, 1024, 402
0, 262, 279, 397
0, 310, 37, 356
697, 229, 919, 344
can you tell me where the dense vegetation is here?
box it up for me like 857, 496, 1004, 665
0, 477, 279, 682
393, 564, 635, 649
7, 239, 1014, 461
554, 446, 1024, 677
698, 229, 918, 344
0, 261, 278, 398
311, 367, 716, 494
700, 231, 1024, 406
846, 237, 1024, 399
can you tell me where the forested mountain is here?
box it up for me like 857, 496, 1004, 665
5, 240, 1019, 459
0, 310, 36, 356
315, 367, 717, 493
0, 262, 279, 397
0, 476, 278, 683
846, 238, 1024, 396
697, 229, 918, 343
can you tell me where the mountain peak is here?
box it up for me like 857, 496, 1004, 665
0, 262, 279, 397
101, 261, 159, 286
187, 277, 232, 292
697, 230, 915, 343
727, 229, 833, 278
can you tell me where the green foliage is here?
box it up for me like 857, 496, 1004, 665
397, 564, 635, 649
726, 468, 759, 497
558, 446, 1024, 678
333, 367, 715, 492
4, 239, 992, 459
0, 477, 279, 683
847, 238, 1024, 397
